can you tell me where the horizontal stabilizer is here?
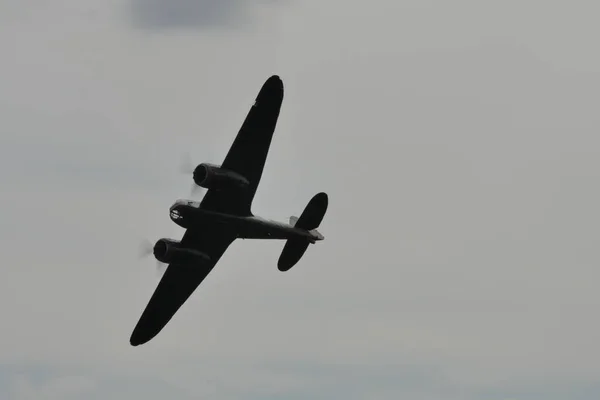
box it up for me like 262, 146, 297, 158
278, 192, 328, 271
293, 192, 328, 231
278, 239, 310, 271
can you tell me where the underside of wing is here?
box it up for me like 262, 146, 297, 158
200, 75, 284, 216
130, 229, 235, 346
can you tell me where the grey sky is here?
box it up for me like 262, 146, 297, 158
129, 0, 269, 30
2, 0, 600, 398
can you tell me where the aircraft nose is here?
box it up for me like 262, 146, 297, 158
169, 202, 183, 220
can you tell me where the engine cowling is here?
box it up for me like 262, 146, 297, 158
153, 238, 210, 265
193, 163, 250, 191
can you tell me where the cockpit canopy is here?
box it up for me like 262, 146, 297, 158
171, 199, 201, 208
169, 199, 200, 220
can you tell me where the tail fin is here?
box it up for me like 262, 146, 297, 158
290, 215, 323, 240
278, 192, 328, 271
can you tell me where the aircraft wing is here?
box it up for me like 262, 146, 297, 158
130, 228, 235, 346
200, 75, 284, 216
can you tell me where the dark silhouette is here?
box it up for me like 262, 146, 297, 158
130, 75, 328, 346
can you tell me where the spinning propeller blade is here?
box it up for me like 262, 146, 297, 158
138, 239, 154, 259
179, 152, 195, 175
179, 152, 206, 199
138, 239, 167, 277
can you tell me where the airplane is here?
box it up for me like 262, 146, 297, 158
130, 75, 328, 347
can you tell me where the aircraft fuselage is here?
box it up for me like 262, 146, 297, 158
169, 200, 323, 243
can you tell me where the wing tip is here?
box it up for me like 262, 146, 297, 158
129, 334, 145, 347
267, 74, 282, 84
257, 75, 284, 101
129, 326, 155, 347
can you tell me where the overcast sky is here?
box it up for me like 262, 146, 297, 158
1, 0, 600, 399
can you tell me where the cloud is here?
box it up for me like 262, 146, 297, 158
3, 362, 600, 400
8, 373, 96, 400
129, 0, 280, 30
1, 366, 198, 400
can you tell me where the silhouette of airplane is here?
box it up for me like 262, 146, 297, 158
130, 75, 328, 346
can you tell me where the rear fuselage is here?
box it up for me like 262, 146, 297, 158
169, 200, 320, 243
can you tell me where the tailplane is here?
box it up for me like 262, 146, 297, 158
278, 192, 328, 271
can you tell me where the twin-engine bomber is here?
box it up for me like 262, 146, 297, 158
131, 75, 328, 347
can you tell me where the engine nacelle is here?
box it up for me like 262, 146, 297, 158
153, 238, 210, 265
193, 163, 250, 191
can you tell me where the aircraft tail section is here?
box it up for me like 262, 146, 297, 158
290, 215, 324, 238
278, 192, 328, 271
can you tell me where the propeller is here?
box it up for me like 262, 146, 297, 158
179, 152, 206, 199
178, 152, 195, 175
138, 238, 167, 277
138, 238, 154, 258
